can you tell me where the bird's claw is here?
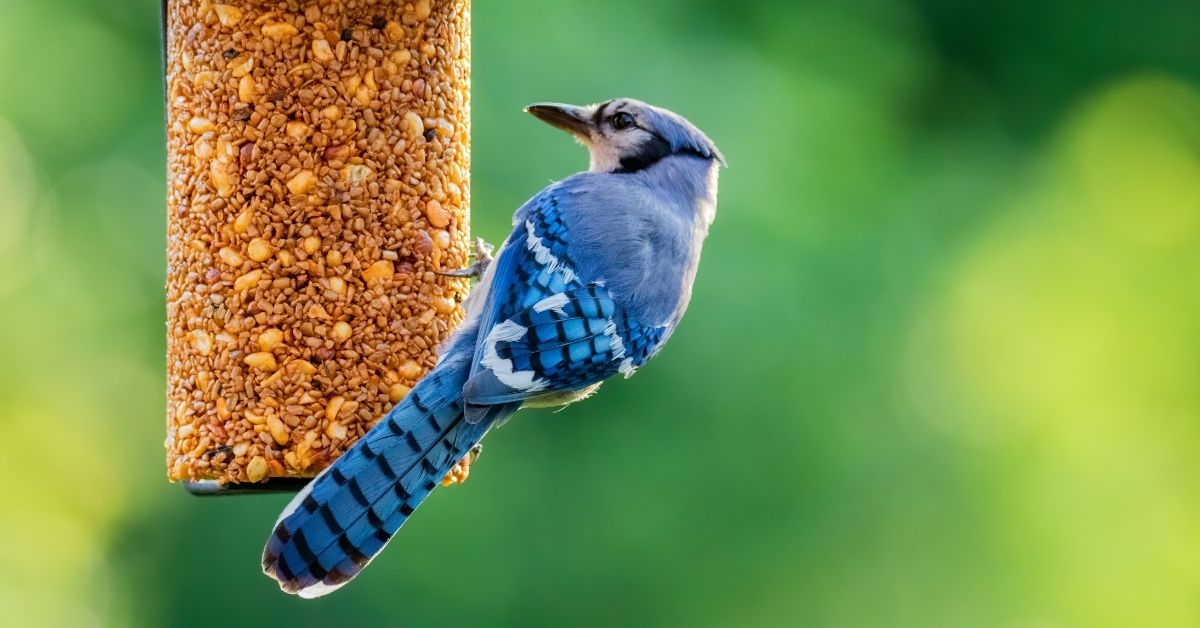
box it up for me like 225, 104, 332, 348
441, 443, 482, 487
436, 237, 495, 279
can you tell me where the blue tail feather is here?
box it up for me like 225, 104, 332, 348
262, 331, 513, 598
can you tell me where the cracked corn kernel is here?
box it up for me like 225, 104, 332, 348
398, 359, 422, 381
213, 5, 243, 27
312, 37, 334, 62
302, 236, 321, 255
166, 0, 470, 483
385, 21, 405, 42
286, 169, 316, 195
292, 360, 317, 376
325, 396, 345, 422
362, 260, 394, 283
433, 296, 456, 315
344, 164, 371, 183
431, 229, 451, 250
403, 111, 424, 138
328, 276, 346, 294
189, 330, 213, 356
188, 116, 215, 134
244, 352, 277, 372
227, 53, 254, 77
192, 70, 217, 88
232, 209, 253, 233
414, 0, 433, 20
326, 422, 348, 441
389, 382, 411, 403
258, 328, 284, 351
285, 120, 309, 141
233, 269, 262, 291
193, 139, 214, 159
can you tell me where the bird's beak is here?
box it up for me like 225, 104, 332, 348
525, 103, 594, 138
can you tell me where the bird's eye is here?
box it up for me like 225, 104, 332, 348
609, 112, 634, 130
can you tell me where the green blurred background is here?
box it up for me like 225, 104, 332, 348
2, 0, 1199, 626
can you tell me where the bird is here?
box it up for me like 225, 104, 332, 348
262, 98, 725, 597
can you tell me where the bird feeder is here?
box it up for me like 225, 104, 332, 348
163, 0, 472, 493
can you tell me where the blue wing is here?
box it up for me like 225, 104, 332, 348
465, 182, 668, 406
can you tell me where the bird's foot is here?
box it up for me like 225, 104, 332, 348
441, 443, 482, 487
436, 237, 495, 279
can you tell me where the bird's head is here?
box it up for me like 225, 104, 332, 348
525, 98, 725, 174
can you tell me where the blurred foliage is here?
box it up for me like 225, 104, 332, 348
0, 0, 1198, 626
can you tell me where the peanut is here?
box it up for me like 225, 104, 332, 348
262, 21, 299, 40
424, 199, 450, 228
244, 408, 267, 425
331, 320, 352, 343
238, 74, 256, 103
247, 237, 273, 262
267, 413, 289, 445
218, 246, 244, 267
246, 455, 268, 482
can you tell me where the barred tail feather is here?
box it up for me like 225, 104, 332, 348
262, 343, 508, 597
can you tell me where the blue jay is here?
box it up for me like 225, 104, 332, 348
262, 98, 724, 597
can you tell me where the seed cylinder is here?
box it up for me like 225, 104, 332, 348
164, 0, 471, 484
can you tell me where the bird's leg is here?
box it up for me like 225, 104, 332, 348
436, 237, 495, 279
435, 236, 489, 489
441, 443, 482, 486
